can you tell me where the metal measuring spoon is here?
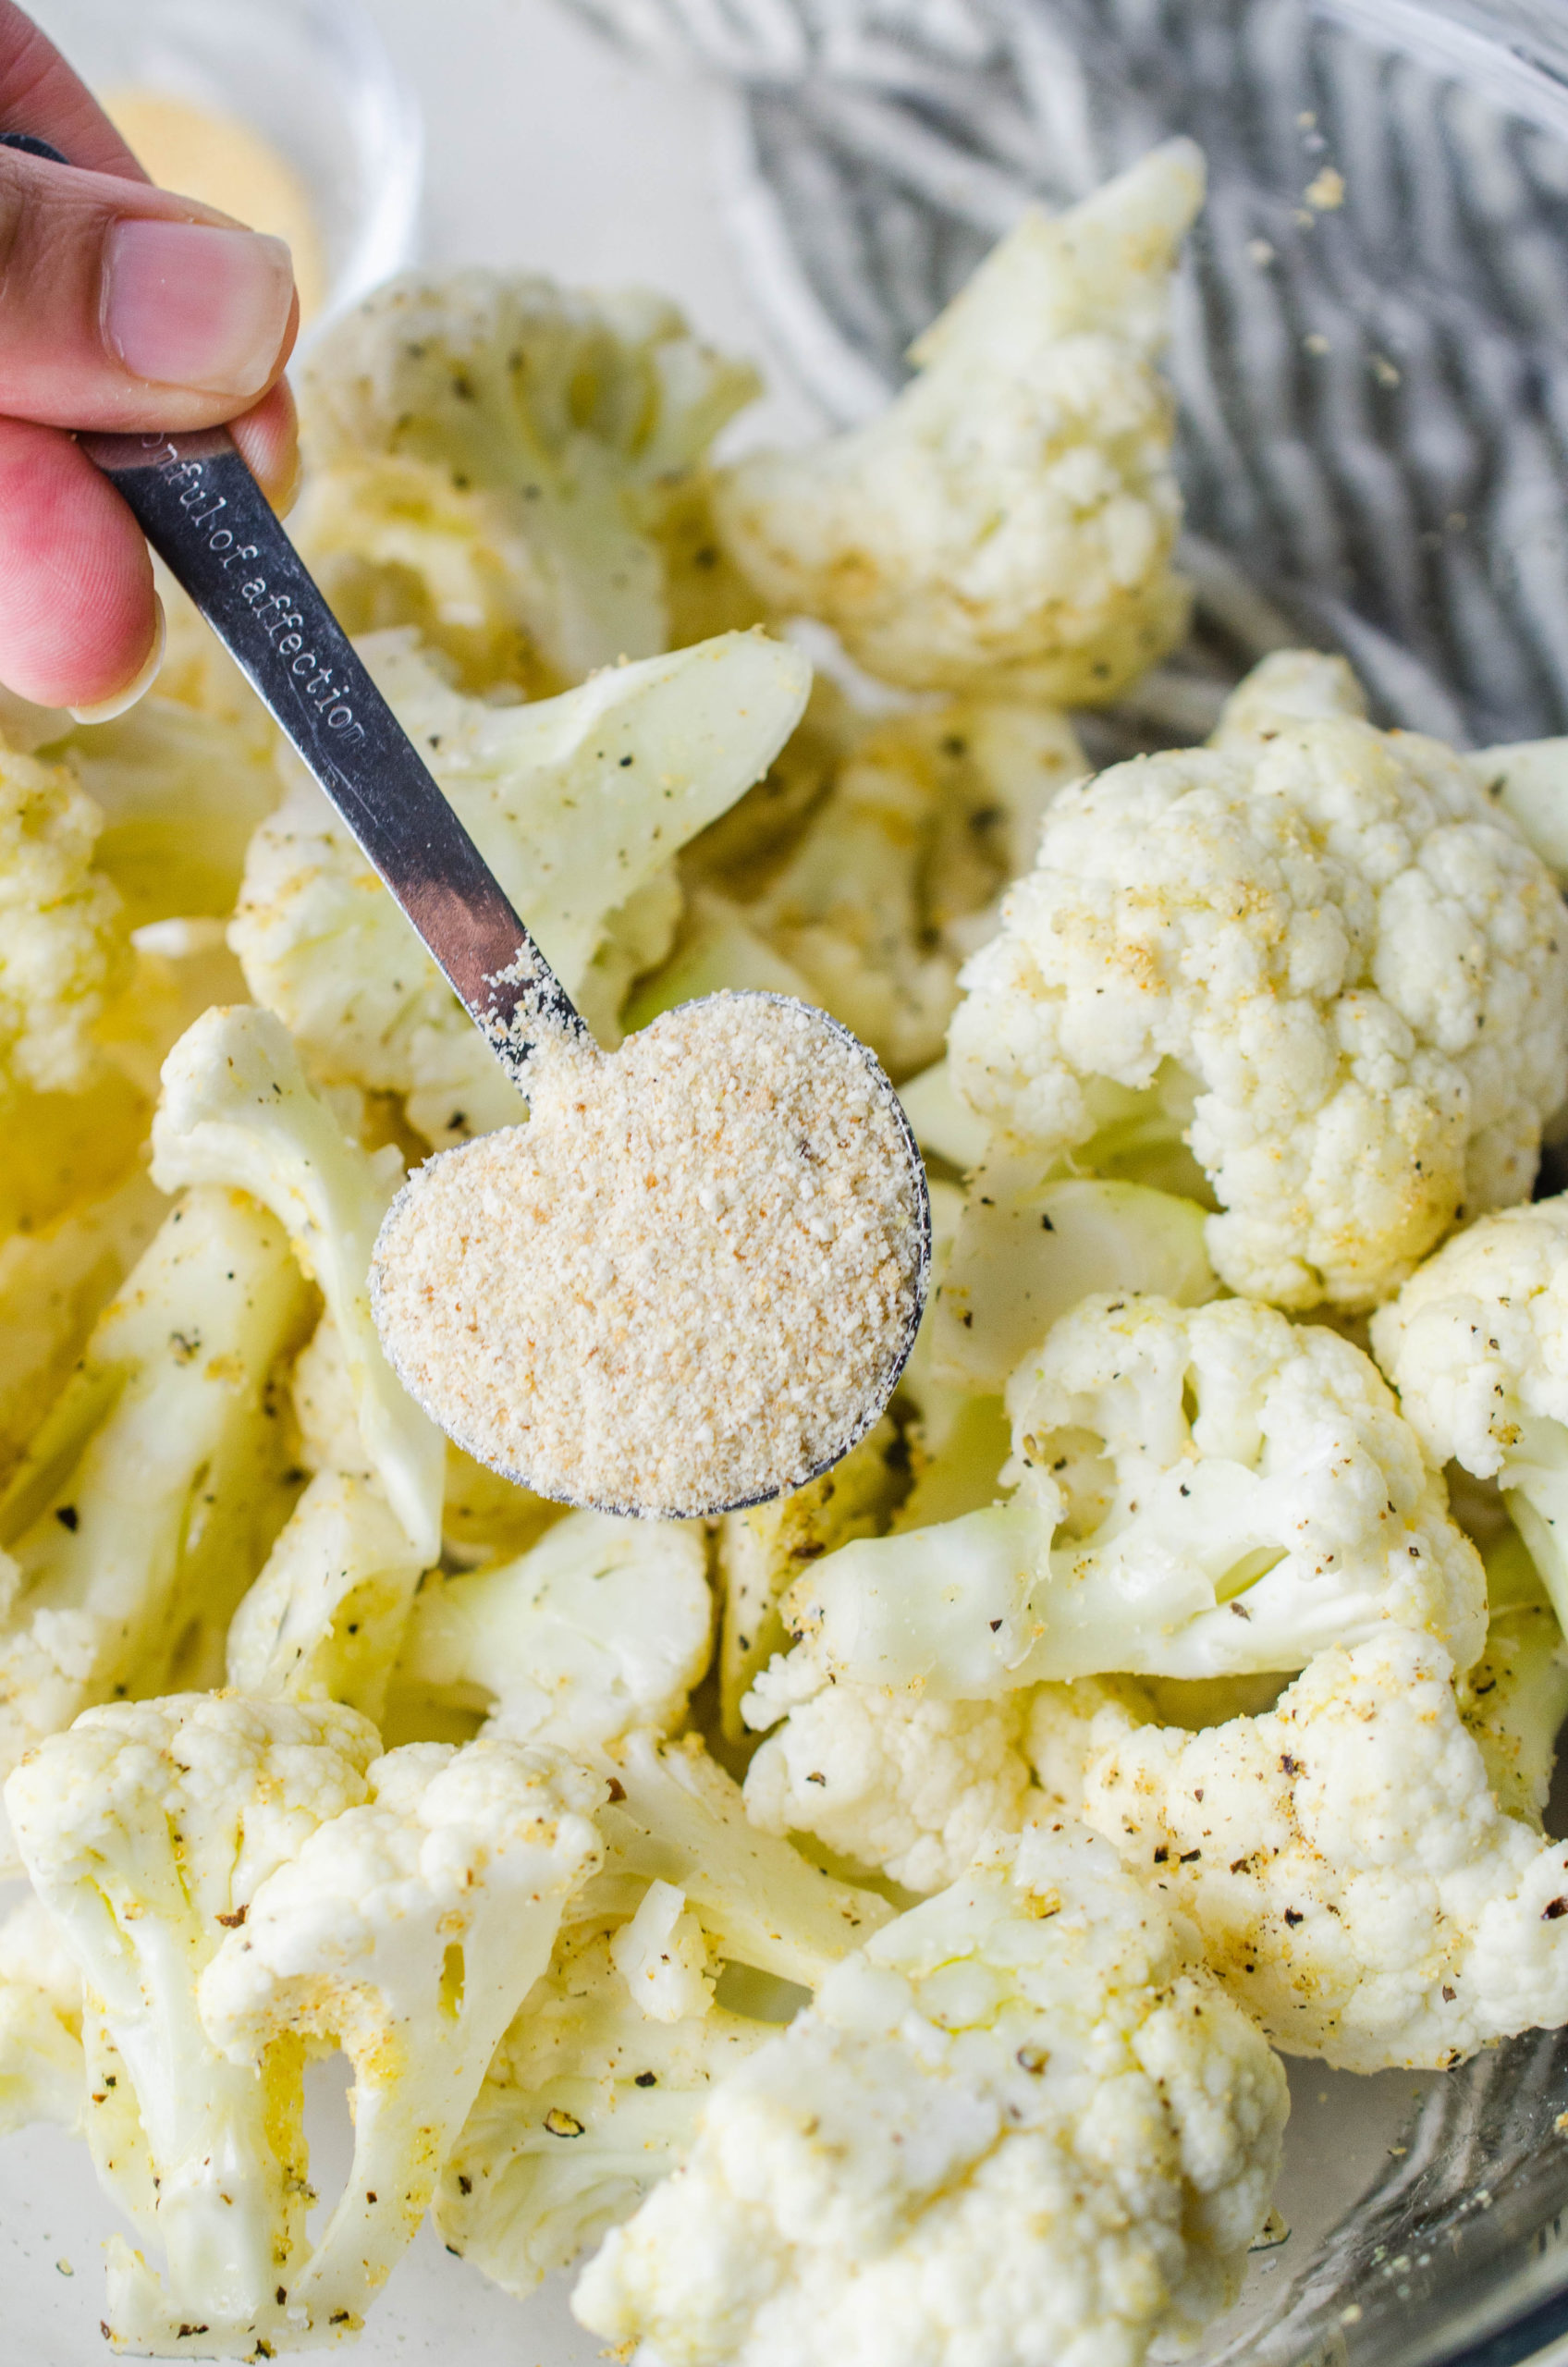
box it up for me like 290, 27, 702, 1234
86, 427, 931, 1515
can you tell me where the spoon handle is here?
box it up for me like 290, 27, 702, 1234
82, 425, 583, 1082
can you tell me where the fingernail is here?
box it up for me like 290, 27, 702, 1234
68, 594, 165, 726
104, 221, 294, 399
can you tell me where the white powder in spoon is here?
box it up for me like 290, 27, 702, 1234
370, 993, 928, 1516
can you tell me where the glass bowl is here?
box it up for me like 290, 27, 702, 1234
24, 0, 422, 336
6, 3, 1568, 2364
538, 2, 1568, 2361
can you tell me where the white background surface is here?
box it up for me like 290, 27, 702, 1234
0, 3, 1437, 2357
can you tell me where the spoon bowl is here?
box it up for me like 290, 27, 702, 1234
371, 990, 931, 1520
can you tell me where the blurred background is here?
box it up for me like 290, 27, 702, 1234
27, 0, 820, 447
34, 0, 1568, 753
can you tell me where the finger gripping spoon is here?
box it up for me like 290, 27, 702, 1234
87, 427, 931, 1517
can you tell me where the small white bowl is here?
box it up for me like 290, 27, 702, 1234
26, 0, 422, 337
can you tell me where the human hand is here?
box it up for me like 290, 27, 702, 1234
0, 2, 300, 718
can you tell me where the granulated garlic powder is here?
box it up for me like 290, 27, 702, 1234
371, 994, 927, 1515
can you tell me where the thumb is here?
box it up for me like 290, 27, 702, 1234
0, 145, 298, 430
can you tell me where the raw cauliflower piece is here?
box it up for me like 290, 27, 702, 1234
1371, 1195, 1568, 1637
226, 1468, 430, 1723
151, 1002, 444, 1559
64, 691, 280, 930
1457, 1523, 1568, 1828
0, 740, 127, 1097
747, 1295, 1484, 1727
195, 1735, 603, 2346
0, 1187, 310, 1864
889, 1178, 1013, 1539
1466, 735, 1568, 884
1002, 1294, 1485, 1673
599, 1731, 894, 1991
573, 1821, 1288, 2367
654, 700, 1085, 1082
949, 650, 1568, 1309
611, 1878, 716, 2023
396, 1507, 714, 1753
1025, 1677, 1159, 1819
932, 1171, 1219, 1394
1082, 1627, 1568, 2070
295, 269, 761, 690
435, 1907, 769, 2295
229, 627, 809, 1145
439, 1735, 894, 2292
717, 1416, 908, 1748
1208, 646, 1367, 745
0, 1163, 165, 1481
225, 1309, 434, 1723
0, 1894, 84, 2135
5, 1692, 382, 2353
713, 142, 1203, 699
744, 1685, 1035, 1894
1023, 1674, 1286, 1827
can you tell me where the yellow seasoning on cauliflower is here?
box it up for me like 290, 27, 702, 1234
370, 995, 928, 1518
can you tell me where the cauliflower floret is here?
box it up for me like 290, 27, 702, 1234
294, 270, 761, 691
151, 1003, 444, 1559
1081, 1627, 1568, 2070
933, 1173, 1219, 1394
0, 740, 127, 1098
949, 650, 1568, 1310
717, 1417, 908, 1748
1370, 1196, 1568, 1634
5, 1692, 383, 2351
0, 1188, 311, 1862
0, 1164, 165, 1480
623, 887, 815, 1034
611, 1877, 716, 2022
195, 1735, 603, 2346
1455, 1523, 1568, 1829
395, 1508, 714, 1753
1025, 1677, 1159, 1818
436, 1906, 770, 2295
888, 1179, 1013, 1537
1003, 1294, 1484, 1672
747, 1296, 1484, 1735
1022, 1674, 1287, 1830
712, 143, 1203, 700
64, 691, 280, 930
744, 1686, 1035, 1894
573, 1821, 1288, 2367
895, 1055, 993, 1172
224, 1297, 438, 1725
600, 1731, 894, 1991
651, 701, 1085, 1082
437, 1441, 564, 1572
1466, 735, 1568, 884
0, 1894, 84, 2135
226, 1468, 430, 1723
678, 673, 859, 892
437, 1729, 894, 2292
229, 628, 809, 1145
1209, 646, 1368, 745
